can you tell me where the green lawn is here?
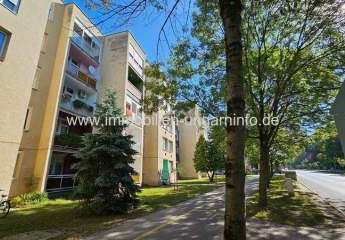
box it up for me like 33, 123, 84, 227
0, 178, 224, 239
247, 175, 327, 226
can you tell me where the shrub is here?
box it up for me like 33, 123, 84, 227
11, 192, 48, 208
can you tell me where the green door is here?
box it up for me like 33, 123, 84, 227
162, 159, 170, 184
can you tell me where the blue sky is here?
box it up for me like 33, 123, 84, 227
64, 0, 194, 62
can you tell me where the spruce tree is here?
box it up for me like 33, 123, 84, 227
74, 91, 139, 214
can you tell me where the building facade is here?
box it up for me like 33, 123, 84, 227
176, 107, 208, 179
143, 106, 176, 186
1, 2, 149, 197
0, 0, 62, 196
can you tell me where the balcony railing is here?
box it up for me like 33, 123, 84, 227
128, 54, 144, 78
60, 96, 94, 117
46, 174, 75, 192
67, 63, 97, 90
127, 81, 142, 100
71, 32, 100, 62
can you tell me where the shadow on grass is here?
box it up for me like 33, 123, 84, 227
247, 176, 327, 227
0, 183, 223, 239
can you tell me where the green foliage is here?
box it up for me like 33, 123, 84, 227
74, 90, 140, 215
11, 192, 48, 208
294, 123, 345, 170
193, 133, 224, 182
54, 133, 82, 148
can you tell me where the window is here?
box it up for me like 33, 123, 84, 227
56, 119, 69, 135
48, 4, 55, 21
73, 23, 83, 36
83, 33, 92, 46
163, 138, 170, 152
0, 27, 11, 61
0, 0, 21, 14
41, 33, 48, 53
12, 151, 23, 179
32, 66, 41, 90
126, 102, 132, 116
132, 102, 137, 115
23, 107, 32, 131
169, 141, 173, 153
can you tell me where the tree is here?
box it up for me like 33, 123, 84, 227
88, 0, 247, 238
74, 91, 140, 215
164, 0, 345, 210
194, 133, 225, 183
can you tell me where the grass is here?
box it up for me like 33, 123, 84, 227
247, 175, 327, 227
0, 178, 224, 239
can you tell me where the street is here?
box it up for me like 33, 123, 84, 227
85, 177, 259, 240
296, 170, 345, 214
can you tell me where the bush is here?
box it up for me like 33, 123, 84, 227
11, 192, 48, 208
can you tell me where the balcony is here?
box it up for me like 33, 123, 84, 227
66, 63, 97, 90
54, 133, 82, 149
127, 80, 142, 100
71, 32, 100, 62
46, 174, 75, 192
60, 96, 95, 117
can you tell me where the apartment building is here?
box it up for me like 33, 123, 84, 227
0, 0, 62, 196
101, 32, 146, 184
1, 2, 147, 197
176, 107, 208, 179
143, 106, 176, 186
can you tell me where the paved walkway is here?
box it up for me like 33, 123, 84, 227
84, 178, 259, 240
85, 176, 345, 240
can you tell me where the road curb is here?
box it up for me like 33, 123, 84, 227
297, 179, 345, 219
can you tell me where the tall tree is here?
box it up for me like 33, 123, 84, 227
89, 0, 247, 238
75, 91, 140, 215
161, 0, 345, 210
219, 1, 246, 238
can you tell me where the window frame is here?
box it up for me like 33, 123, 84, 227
23, 107, 33, 132
0, 26, 11, 61
0, 0, 21, 14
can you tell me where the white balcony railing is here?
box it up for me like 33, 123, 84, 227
46, 174, 75, 192
127, 81, 142, 100
71, 32, 100, 62
128, 55, 144, 78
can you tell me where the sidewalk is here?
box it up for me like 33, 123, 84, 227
84, 176, 345, 240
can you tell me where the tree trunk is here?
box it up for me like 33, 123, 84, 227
207, 172, 215, 183
259, 142, 270, 209
219, 1, 246, 239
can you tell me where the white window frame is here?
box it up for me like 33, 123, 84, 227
0, 0, 21, 14
32, 66, 41, 90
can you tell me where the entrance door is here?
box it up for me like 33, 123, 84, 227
162, 159, 170, 184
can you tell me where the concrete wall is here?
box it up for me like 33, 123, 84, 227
0, 0, 62, 196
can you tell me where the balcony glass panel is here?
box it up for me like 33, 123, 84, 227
71, 31, 100, 62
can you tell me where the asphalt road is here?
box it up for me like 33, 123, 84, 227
85, 177, 259, 240
296, 170, 345, 214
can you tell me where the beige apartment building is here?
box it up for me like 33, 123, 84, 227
1, 1, 147, 197
101, 32, 146, 184
176, 107, 208, 179
143, 106, 176, 186
0, 0, 62, 196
